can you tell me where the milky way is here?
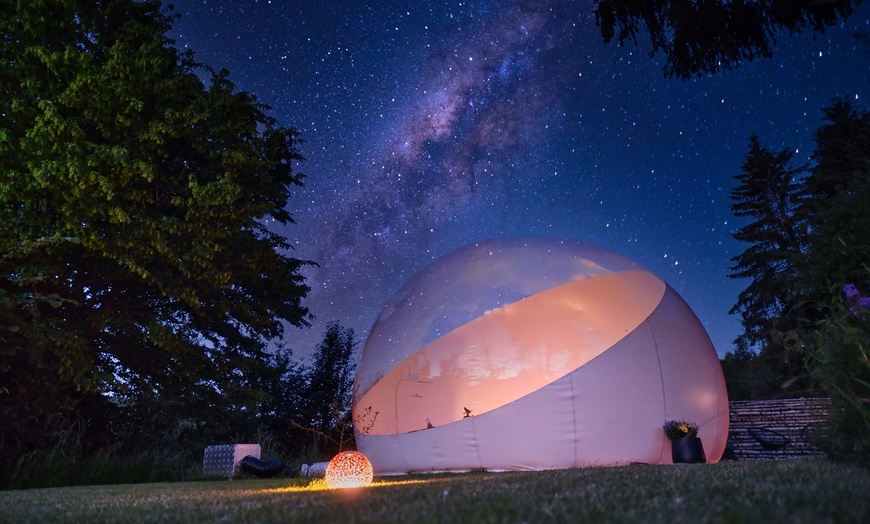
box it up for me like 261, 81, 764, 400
169, 0, 869, 359
309, 1, 590, 329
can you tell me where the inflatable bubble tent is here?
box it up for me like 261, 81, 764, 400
352, 238, 728, 473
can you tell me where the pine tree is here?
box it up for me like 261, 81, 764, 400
790, 99, 870, 464
296, 321, 358, 456
797, 99, 870, 298
728, 135, 808, 354
304, 322, 357, 431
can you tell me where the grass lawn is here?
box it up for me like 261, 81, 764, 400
1, 458, 868, 523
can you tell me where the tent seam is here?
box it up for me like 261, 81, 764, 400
649, 317, 668, 463
570, 371, 579, 468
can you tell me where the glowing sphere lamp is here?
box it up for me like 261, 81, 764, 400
352, 237, 729, 473
325, 451, 374, 489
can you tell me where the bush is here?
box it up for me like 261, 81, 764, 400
6, 448, 187, 490
792, 285, 870, 467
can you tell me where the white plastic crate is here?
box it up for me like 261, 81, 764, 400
202, 444, 261, 477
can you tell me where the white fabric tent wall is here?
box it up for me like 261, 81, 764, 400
352, 238, 729, 474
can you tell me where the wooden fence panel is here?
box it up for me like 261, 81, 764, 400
727, 398, 830, 460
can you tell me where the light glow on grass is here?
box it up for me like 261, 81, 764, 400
325, 451, 373, 489
264, 478, 432, 493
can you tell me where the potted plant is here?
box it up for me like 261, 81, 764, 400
663, 420, 706, 463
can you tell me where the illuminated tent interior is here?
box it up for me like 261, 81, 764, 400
352, 238, 729, 473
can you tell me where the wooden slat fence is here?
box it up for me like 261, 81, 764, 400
727, 398, 830, 460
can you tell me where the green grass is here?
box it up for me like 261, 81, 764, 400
1, 459, 868, 523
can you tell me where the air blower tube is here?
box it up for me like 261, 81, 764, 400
240, 455, 288, 478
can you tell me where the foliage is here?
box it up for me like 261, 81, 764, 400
2, 459, 870, 522
730, 99, 870, 462
256, 322, 360, 463
796, 100, 870, 301
256, 342, 310, 456
726, 134, 817, 398
302, 322, 357, 434
720, 347, 790, 400
0, 0, 311, 483
295, 321, 359, 457
785, 101, 870, 465
593, 0, 861, 78
663, 419, 698, 440
6, 447, 186, 490
793, 284, 870, 467
719, 339, 823, 401
728, 134, 808, 354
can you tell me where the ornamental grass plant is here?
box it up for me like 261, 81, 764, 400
663, 419, 699, 440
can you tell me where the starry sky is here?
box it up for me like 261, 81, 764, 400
167, 0, 869, 360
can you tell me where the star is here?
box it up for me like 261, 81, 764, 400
169, 0, 869, 358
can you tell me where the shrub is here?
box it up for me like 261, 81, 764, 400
792, 283, 870, 467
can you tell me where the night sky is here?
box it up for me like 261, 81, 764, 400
167, 0, 869, 359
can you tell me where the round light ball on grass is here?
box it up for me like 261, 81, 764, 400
325, 451, 373, 489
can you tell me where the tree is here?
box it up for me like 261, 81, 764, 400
295, 321, 358, 457
593, 0, 861, 78
726, 134, 817, 398
728, 134, 808, 353
730, 100, 869, 461
720, 346, 795, 400
797, 99, 870, 298
797, 287, 870, 467
0, 0, 311, 477
789, 100, 870, 465
256, 342, 308, 456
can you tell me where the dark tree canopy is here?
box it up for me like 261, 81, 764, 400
793, 100, 870, 464
302, 321, 357, 436
797, 99, 870, 297
257, 323, 359, 461
594, 0, 861, 77
0, 0, 311, 467
726, 99, 869, 416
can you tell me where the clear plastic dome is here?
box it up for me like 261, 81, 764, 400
353, 238, 728, 473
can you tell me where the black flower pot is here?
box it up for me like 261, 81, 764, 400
671, 436, 706, 464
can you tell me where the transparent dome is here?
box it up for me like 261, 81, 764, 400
353, 237, 728, 473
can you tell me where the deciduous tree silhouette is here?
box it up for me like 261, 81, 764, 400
0, 0, 311, 481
